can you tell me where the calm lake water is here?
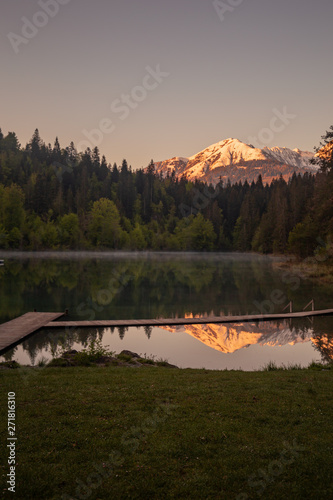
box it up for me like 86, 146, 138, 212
0, 251, 332, 370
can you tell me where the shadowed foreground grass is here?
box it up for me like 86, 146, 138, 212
0, 366, 332, 499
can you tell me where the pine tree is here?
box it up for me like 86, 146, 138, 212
65, 141, 78, 166
27, 129, 43, 158
52, 137, 62, 163
2, 132, 20, 152
312, 125, 333, 172
92, 147, 100, 168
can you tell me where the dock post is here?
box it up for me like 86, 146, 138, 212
303, 299, 315, 312
283, 301, 293, 313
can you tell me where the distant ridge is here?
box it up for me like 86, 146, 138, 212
153, 138, 317, 185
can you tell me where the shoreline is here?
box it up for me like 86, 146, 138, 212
0, 249, 286, 260
272, 256, 333, 284
1, 356, 331, 372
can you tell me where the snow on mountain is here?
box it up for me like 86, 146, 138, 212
162, 320, 314, 354
153, 138, 317, 185
262, 146, 315, 169
155, 156, 189, 177
184, 138, 267, 179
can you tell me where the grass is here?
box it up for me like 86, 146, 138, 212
0, 366, 332, 499
261, 361, 304, 371
46, 345, 176, 369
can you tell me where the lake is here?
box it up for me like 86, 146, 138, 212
0, 251, 332, 370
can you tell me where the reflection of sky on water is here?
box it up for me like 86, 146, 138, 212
1, 253, 332, 369
1, 322, 328, 371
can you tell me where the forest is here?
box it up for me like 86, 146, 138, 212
0, 127, 332, 259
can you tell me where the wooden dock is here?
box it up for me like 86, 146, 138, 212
1, 309, 333, 355
0, 312, 64, 354
45, 309, 333, 329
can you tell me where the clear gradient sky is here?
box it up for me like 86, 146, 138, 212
1, 0, 332, 168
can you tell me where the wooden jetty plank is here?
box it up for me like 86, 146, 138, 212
0, 312, 64, 353
45, 309, 333, 329
1, 308, 332, 355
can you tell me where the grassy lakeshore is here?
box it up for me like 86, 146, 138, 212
272, 255, 333, 285
1, 366, 332, 499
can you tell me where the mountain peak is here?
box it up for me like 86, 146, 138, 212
154, 138, 317, 185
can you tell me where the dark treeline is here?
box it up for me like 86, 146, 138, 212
0, 127, 332, 258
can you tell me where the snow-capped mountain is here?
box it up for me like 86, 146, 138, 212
262, 146, 314, 169
161, 319, 318, 355
153, 138, 317, 185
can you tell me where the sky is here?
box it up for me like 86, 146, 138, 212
1, 0, 333, 169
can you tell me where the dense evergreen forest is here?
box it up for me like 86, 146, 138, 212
0, 127, 332, 258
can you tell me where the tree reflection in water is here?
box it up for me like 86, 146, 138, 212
2, 317, 333, 367
1, 253, 333, 366
312, 334, 333, 363
1, 253, 332, 324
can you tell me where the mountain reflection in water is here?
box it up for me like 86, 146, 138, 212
1, 316, 332, 369
162, 317, 333, 363
1, 253, 332, 369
